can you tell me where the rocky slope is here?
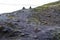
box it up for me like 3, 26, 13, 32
0, 1, 60, 40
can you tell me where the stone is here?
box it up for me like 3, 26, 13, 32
34, 27, 41, 33
33, 35, 38, 39
8, 31, 22, 37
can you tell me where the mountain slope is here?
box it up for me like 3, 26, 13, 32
0, 1, 60, 40
32, 1, 60, 26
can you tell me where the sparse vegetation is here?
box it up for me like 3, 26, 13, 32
33, 1, 60, 12
52, 32, 60, 40
8, 16, 15, 19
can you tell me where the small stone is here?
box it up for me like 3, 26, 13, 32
14, 23, 18, 25
16, 20, 20, 22
34, 27, 41, 33
46, 38, 52, 40
49, 29, 55, 33
33, 35, 38, 39
20, 33, 25, 37
20, 32, 30, 37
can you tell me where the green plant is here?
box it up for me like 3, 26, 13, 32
52, 32, 60, 40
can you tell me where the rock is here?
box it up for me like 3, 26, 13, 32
0, 26, 13, 33
20, 32, 30, 37
20, 33, 25, 37
8, 31, 22, 37
34, 27, 41, 33
33, 35, 38, 39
